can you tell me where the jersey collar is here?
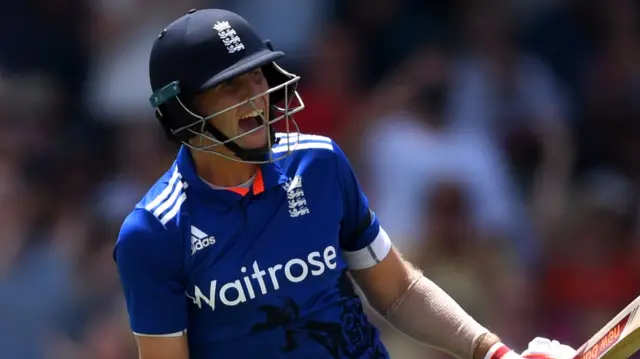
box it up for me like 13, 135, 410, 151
176, 145, 289, 203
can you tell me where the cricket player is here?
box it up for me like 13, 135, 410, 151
114, 8, 577, 359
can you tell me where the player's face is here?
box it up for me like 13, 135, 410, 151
193, 68, 270, 150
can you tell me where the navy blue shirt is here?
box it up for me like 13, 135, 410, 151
114, 133, 392, 358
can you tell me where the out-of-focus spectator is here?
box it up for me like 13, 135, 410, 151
0, 0, 92, 124
0, 153, 74, 359
288, 24, 360, 139
85, 0, 205, 122
217, 0, 331, 73
449, 0, 574, 238
536, 169, 640, 347
362, 47, 533, 265
578, 0, 640, 180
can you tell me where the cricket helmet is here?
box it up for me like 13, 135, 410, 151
148, 8, 304, 163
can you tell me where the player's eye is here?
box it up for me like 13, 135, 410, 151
218, 78, 241, 92
249, 69, 264, 84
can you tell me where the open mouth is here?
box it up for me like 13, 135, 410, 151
238, 109, 265, 132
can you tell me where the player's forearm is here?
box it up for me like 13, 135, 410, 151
135, 335, 190, 359
382, 274, 497, 359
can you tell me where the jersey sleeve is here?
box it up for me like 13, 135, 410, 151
333, 141, 392, 270
113, 208, 188, 336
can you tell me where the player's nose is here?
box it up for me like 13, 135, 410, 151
238, 82, 266, 108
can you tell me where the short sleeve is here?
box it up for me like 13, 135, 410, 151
333, 141, 392, 270
113, 209, 188, 336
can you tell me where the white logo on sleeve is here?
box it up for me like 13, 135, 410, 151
212, 21, 245, 54
191, 226, 215, 255
186, 246, 339, 311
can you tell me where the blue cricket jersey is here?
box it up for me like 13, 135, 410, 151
114, 133, 392, 359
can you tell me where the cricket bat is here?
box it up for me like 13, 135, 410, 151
572, 296, 640, 359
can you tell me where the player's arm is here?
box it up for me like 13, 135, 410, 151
331, 140, 553, 359
114, 209, 190, 359
135, 336, 189, 359
350, 246, 500, 359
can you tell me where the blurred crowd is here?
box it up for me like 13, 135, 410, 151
0, 0, 639, 358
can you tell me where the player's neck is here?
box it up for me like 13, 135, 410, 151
191, 150, 257, 188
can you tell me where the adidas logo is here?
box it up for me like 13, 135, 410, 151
191, 226, 215, 255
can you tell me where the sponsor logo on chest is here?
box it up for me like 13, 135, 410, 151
186, 245, 339, 311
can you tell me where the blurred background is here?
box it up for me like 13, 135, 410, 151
0, 0, 639, 358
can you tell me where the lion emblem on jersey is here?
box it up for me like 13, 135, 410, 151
283, 175, 310, 218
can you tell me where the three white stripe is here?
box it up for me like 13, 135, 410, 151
145, 167, 187, 225
273, 132, 334, 153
